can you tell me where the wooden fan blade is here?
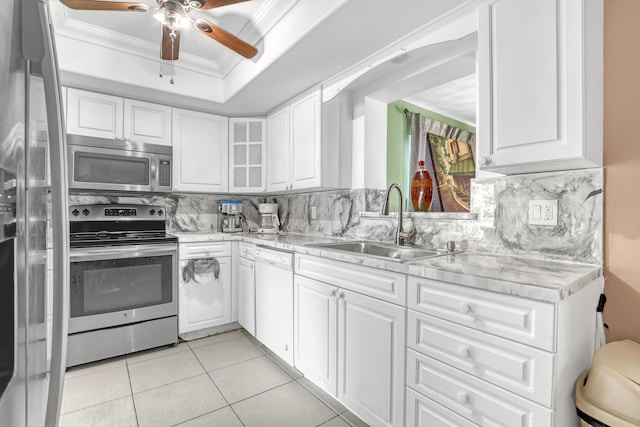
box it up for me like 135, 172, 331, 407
161, 27, 181, 60
60, 0, 149, 11
196, 0, 249, 10
194, 19, 258, 59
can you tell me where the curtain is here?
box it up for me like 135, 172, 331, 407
408, 112, 476, 212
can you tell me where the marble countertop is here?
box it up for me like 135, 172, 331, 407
169, 231, 602, 303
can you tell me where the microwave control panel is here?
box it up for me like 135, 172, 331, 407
158, 159, 171, 187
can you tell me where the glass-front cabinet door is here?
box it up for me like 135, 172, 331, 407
229, 118, 266, 193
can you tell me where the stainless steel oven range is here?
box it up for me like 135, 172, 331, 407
67, 204, 178, 367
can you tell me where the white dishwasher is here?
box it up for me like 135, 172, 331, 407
254, 246, 294, 366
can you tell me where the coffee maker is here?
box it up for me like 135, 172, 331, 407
218, 200, 243, 233
257, 203, 280, 234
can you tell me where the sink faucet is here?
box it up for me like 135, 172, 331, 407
382, 183, 415, 246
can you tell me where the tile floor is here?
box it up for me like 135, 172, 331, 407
59, 329, 369, 427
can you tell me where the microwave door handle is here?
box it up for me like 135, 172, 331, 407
150, 154, 157, 192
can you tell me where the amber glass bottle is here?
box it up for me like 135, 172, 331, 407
410, 160, 434, 212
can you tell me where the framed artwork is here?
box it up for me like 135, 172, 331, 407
427, 133, 475, 212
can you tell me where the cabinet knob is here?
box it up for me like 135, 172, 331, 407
457, 346, 470, 358
338, 291, 345, 300
456, 392, 469, 404
458, 303, 471, 314
479, 156, 492, 167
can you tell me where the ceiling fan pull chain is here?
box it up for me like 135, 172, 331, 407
170, 31, 176, 84
158, 24, 164, 79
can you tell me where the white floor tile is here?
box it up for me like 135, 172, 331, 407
175, 406, 243, 427
340, 410, 371, 427
61, 363, 131, 414
64, 358, 127, 380
192, 336, 262, 372
319, 416, 353, 427
126, 342, 190, 365
59, 396, 137, 427
133, 374, 227, 427
231, 381, 336, 427
209, 356, 293, 403
187, 330, 244, 349
127, 349, 205, 393
297, 378, 346, 414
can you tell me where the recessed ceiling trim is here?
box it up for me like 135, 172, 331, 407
322, 0, 477, 103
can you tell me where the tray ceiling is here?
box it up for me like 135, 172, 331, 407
49, 0, 476, 116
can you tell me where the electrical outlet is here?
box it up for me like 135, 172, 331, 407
528, 200, 558, 225
310, 205, 317, 220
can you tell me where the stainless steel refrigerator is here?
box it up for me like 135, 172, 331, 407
0, 1, 69, 426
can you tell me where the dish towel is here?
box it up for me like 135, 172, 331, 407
183, 258, 220, 283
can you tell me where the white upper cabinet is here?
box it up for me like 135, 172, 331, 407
123, 99, 172, 146
172, 108, 229, 193
266, 107, 290, 191
290, 91, 322, 189
267, 88, 346, 192
66, 88, 123, 139
229, 118, 266, 193
477, 0, 603, 174
66, 87, 172, 146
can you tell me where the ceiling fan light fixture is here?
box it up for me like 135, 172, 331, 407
189, 0, 205, 8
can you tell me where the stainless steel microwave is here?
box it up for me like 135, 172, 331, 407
67, 135, 172, 193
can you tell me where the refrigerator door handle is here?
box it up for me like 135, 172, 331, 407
35, 2, 70, 426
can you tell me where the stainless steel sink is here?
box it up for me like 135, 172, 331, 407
310, 241, 447, 262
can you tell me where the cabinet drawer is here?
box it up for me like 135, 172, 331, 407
239, 242, 255, 261
408, 311, 554, 407
406, 387, 477, 427
408, 276, 555, 351
296, 254, 406, 305
407, 349, 552, 427
179, 241, 231, 259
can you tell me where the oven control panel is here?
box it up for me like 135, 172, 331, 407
70, 205, 166, 221
105, 208, 137, 217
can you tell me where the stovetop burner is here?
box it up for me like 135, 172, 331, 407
69, 204, 177, 248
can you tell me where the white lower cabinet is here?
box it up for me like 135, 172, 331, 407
178, 242, 232, 335
237, 245, 256, 336
405, 275, 605, 427
406, 387, 477, 427
407, 349, 553, 426
294, 275, 337, 394
337, 288, 405, 427
293, 255, 405, 427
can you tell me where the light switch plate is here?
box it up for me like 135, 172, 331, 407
310, 205, 317, 220
529, 200, 558, 225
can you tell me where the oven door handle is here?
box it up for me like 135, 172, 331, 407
70, 244, 177, 261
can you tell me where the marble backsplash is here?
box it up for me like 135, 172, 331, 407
69, 168, 603, 264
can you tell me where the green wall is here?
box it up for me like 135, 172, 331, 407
386, 100, 476, 211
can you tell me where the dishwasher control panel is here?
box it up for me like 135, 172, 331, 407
254, 247, 294, 270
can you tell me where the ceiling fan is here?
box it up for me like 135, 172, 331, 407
59, 0, 259, 61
